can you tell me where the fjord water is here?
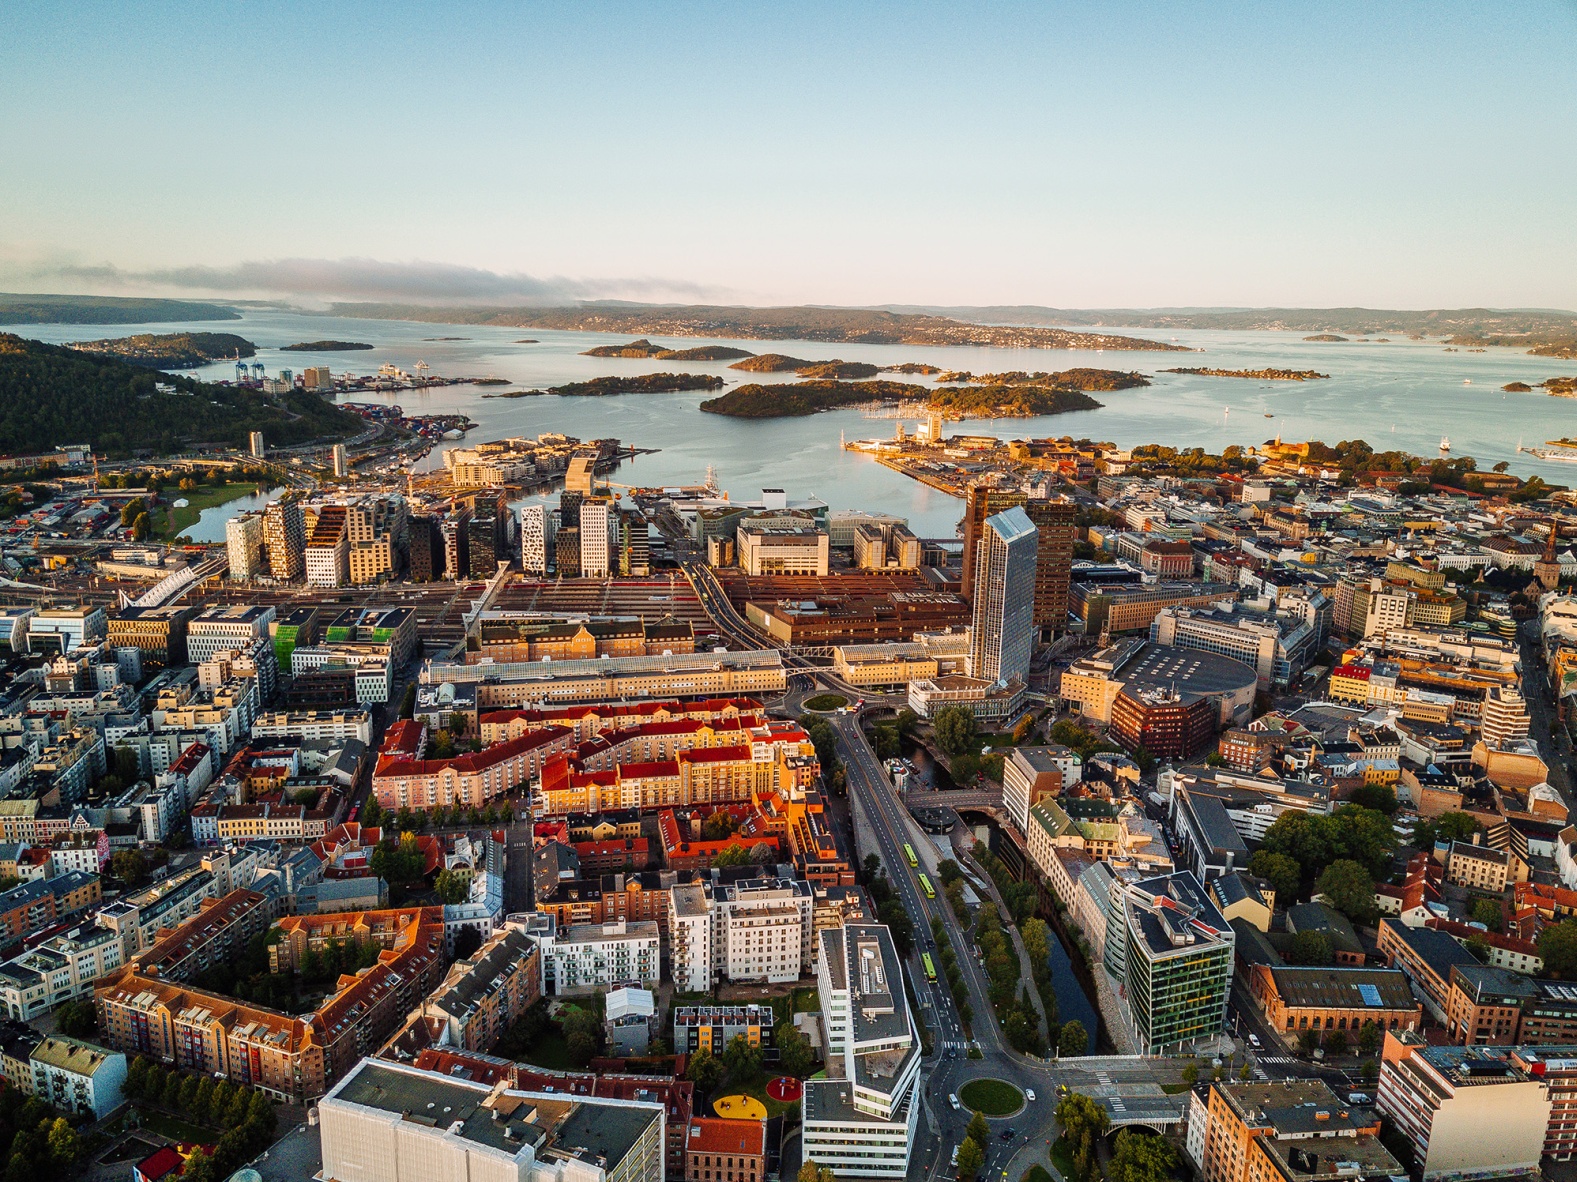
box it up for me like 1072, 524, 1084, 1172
13, 308, 1575, 537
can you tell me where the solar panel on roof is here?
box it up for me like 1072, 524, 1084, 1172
1357, 983, 1383, 1007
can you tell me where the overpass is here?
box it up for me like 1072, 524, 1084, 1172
908, 786, 1005, 812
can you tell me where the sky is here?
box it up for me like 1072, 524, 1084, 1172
2, 0, 1576, 310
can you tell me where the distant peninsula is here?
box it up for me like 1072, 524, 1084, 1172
1303, 334, 1348, 342
67, 331, 256, 368
281, 340, 373, 352
699, 377, 1104, 419
582, 339, 755, 361
729, 355, 881, 379
329, 302, 1191, 352
1161, 367, 1329, 381
487, 372, 725, 399
936, 369, 1149, 391
0, 292, 239, 325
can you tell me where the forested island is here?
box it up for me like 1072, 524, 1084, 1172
1303, 334, 1348, 342
729, 354, 810, 372
0, 292, 239, 324
282, 340, 373, 352
882, 362, 941, 374
487, 372, 725, 399
329, 302, 1189, 352
67, 332, 257, 368
728, 355, 881, 379
582, 339, 755, 361
1161, 367, 1329, 381
0, 334, 361, 455
699, 378, 1103, 419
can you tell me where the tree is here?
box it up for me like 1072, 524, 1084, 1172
702, 811, 741, 841
1357, 1021, 1384, 1056
179, 1152, 218, 1182
876, 899, 914, 957
934, 704, 978, 757
862, 853, 880, 881
45, 1119, 77, 1168
1315, 859, 1378, 925
1297, 1028, 1320, 1055
1059, 1020, 1088, 1057
1248, 851, 1301, 905
434, 869, 468, 904
776, 1021, 815, 1077
686, 1050, 727, 1097
954, 1138, 984, 1182
1287, 930, 1333, 967
966, 1110, 991, 1150
108, 849, 150, 886
1107, 1130, 1179, 1182
748, 841, 778, 865
1538, 919, 1577, 978
799, 1165, 836, 1182
53, 999, 96, 1038
723, 1034, 763, 1081
4, 1155, 26, 1182
710, 843, 750, 869
1322, 1029, 1348, 1057
1347, 784, 1397, 815
1181, 1062, 1199, 1086
1414, 811, 1479, 851
360, 795, 384, 828
937, 859, 962, 886
1021, 918, 1050, 972
1470, 897, 1503, 932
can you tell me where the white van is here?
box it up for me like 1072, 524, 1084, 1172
949, 1093, 960, 1110
951, 1146, 960, 1168
1025, 1089, 1036, 1102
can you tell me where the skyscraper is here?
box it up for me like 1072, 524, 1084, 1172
969, 505, 1037, 687
441, 507, 472, 580
226, 513, 263, 581
263, 500, 305, 580
331, 444, 349, 479
1024, 496, 1076, 639
520, 503, 556, 575
579, 498, 613, 578
619, 507, 650, 576
959, 485, 1026, 601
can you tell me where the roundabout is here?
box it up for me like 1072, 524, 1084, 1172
958, 1078, 1026, 1118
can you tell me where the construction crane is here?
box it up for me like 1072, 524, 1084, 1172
414, 360, 430, 382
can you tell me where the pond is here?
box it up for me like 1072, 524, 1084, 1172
177, 486, 286, 542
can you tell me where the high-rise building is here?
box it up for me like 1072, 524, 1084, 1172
579, 499, 613, 578
959, 486, 1027, 601
565, 454, 598, 496
520, 503, 556, 575
441, 507, 472, 579
226, 513, 263, 581
619, 507, 650, 576
1482, 685, 1532, 750
407, 515, 442, 581
305, 506, 350, 588
302, 366, 333, 392
1113, 871, 1234, 1054
559, 490, 583, 530
263, 501, 305, 580
969, 505, 1038, 687
556, 527, 582, 577
1024, 496, 1076, 639
331, 444, 349, 479
468, 511, 507, 578
247, 431, 265, 459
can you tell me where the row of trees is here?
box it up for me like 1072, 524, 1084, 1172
800, 715, 847, 794
953, 1109, 994, 1181
366, 799, 515, 831
122, 1057, 278, 1182
865, 864, 916, 957
0, 1082, 80, 1182
975, 901, 1045, 1056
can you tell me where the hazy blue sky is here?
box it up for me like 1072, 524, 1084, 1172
3, 1, 1575, 309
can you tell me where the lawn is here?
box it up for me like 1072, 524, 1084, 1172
1022, 1166, 1055, 1182
791, 986, 820, 1014
727, 1070, 801, 1121
111, 1108, 223, 1144
802, 693, 848, 712
515, 1029, 580, 1072
1050, 1136, 1077, 1180
958, 1078, 1024, 1116
158, 482, 271, 539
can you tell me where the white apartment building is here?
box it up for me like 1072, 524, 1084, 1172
226, 513, 264, 581
252, 709, 374, 743
539, 918, 660, 994
1362, 579, 1412, 639
186, 605, 277, 664
29, 1035, 126, 1120
669, 883, 712, 994
802, 924, 921, 1178
0, 924, 123, 1020
306, 533, 350, 587
520, 503, 557, 574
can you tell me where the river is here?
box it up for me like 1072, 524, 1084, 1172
11, 307, 1577, 537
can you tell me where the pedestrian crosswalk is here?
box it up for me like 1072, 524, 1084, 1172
1256, 1055, 1296, 1066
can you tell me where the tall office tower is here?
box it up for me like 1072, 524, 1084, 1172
305, 506, 350, 588
969, 506, 1038, 687
959, 485, 1027, 601
331, 444, 349, 479
555, 527, 582, 578
520, 503, 556, 575
619, 508, 650, 576
406, 515, 442, 581
1024, 497, 1077, 640
559, 490, 583, 531
263, 500, 306, 580
579, 499, 613, 578
441, 508, 472, 580
226, 513, 264, 581
467, 513, 505, 577
248, 431, 266, 459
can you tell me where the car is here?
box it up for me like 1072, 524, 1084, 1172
1248, 1034, 1262, 1048
949, 1094, 960, 1110
951, 1147, 960, 1168
1025, 1089, 1036, 1102
1000, 1129, 1015, 1141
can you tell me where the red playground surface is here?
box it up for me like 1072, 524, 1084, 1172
766, 1076, 803, 1102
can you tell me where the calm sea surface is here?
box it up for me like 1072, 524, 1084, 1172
12, 308, 1577, 537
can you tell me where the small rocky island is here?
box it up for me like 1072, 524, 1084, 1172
486, 372, 725, 398
1503, 381, 1533, 392
1303, 334, 1348, 342
1161, 367, 1329, 381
